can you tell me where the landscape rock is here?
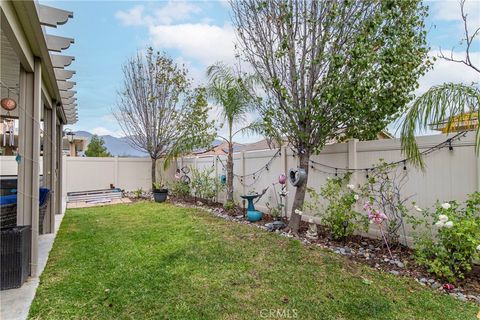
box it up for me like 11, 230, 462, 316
431, 282, 441, 289
389, 270, 400, 276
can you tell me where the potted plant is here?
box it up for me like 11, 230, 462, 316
152, 181, 168, 203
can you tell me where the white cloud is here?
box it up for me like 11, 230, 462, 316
115, 5, 146, 27
417, 50, 480, 95
153, 2, 201, 25
429, 0, 480, 34
429, 0, 480, 23
90, 127, 124, 138
115, 2, 236, 67
149, 23, 236, 65
115, 2, 201, 27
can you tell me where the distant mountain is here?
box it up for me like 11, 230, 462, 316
74, 132, 226, 157
74, 131, 148, 157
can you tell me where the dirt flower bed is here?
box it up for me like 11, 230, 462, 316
168, 196, 480, 304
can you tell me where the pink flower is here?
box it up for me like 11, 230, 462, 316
368, 209, 387, 224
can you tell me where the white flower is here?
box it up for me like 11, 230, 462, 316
435, 221, 444, 228
354, 194, 360, 201
441, 202, 451, 210
476, 245, 480, 251
414, 205, 423, 212
438, 214, 449, 223
444, 221, 453, 228
294, 209, 303, 215
347, 184, 355, 190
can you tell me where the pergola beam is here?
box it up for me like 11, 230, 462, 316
57, 81, 76, 91
50, 54, 74, 68
60, 90, 76, 99
37, 4, 73, 28
61, 97, 76, 105
54, 69, 75, 80
45, 34, 74, 52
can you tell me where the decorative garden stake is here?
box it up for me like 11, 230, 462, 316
364, 202, 393, 259
342, 220, 349, 246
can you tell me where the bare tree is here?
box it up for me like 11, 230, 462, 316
115, 48, 214, 186
439, 0, 479, 73
231, 0, 431, 233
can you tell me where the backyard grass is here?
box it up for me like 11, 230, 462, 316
29, 202, 478, 320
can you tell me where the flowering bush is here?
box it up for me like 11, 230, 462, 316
360, 160, 420, 246
319, 174, 368, 239
414, 192, 480, 282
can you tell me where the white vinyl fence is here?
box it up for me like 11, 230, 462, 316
1, 132, 478, 243
174, 132, 479, 244
0, 156, 158, 200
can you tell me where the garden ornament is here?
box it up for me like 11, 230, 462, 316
443, 283, 454, 291
364, 202, 393, 259
288, 168, 306, 187
278, 173, 287, 185
306, 218, 318, 240
1, 97, 17, 111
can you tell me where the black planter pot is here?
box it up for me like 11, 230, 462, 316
153, 189, 168, 203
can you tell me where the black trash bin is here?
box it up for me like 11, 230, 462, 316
1, 225, 31, 290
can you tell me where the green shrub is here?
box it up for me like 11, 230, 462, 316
224, 200, 236, 211
134, 188, 143, 199
414, 192, 480, 282
319, 174, 368, 239
190, 167, 224, 200
169, 180, 190, 198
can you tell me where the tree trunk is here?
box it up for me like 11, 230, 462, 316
226, 142, 234, 202
151, 157, 156, 189
287, 151, 310, 234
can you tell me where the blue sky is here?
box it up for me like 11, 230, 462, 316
42, 0, 479, 141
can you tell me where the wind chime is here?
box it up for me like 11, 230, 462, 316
1, 86, 18, 147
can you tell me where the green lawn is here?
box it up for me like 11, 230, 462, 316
29, 202, 478, 320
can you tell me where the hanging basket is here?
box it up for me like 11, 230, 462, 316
1, 98, 17, 111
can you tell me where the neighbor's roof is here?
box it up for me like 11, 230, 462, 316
430, 112, 478, 133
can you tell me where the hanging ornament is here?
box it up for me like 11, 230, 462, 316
1, 87, 17, 111
1, 98, 17, 111
278, 173, 287, 185
2, 118, 15, 146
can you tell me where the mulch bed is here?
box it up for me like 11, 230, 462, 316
143, 195, 480, 304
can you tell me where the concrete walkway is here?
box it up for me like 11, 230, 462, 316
0, 213, 65, 320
